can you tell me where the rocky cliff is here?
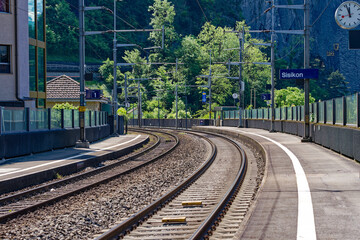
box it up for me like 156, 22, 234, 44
239, 0, 360, 92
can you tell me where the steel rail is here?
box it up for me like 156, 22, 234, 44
94, 130, 217, 240
0, 132, 157, 206
189, 130, 248, 239
0, 129, 179, 223
98, 128, 248, 240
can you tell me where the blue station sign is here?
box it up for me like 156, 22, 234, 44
202, 92, 206, 103
279, 69, 319, 80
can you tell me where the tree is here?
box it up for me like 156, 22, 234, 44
166, 99, 191, 119
142, 98, 168, 119
117, 107, 130, 121
326, 71, 348, 98
98, 58, 125, 101
46, 0, 79, 59
275, 87, 315, 107
196, 64, 232, 106
52, 102, 78, 110
148, 0, 178, 53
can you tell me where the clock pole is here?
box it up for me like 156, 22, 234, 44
302, 0, 311, 142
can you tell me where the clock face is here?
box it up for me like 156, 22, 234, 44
335, 1, 360, 29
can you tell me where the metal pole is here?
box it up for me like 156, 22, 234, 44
0, 107, 3, 135
209, 50, 212, 122
158, 96, 160, 128
270, 0, 276, 132
185, 89, 188, 130
124, 73, 128, 134
302, 0, 311, 141
254, 88, 256, 109
138, 80, 141, 128
250, 88, 253, 107
124, 74, 128, 111
238, 28, 244, 127
176, 58, 178, 74
113, 0, 118, 135
76, 0, 89, 148
175, 58, 178, 129
175, 84, 178, 129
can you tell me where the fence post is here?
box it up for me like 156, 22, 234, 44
72, 109, 75, 128
316, 102, 319, 123
332, 99, 336, 125
61, 109, 65, 129
357, 93, 360, 128
48, 108, 51, 130
25, 108, 30, 132
89, 111, 91, 127
279, 108, 281, 120
342, 96, 346, 126
0, 107, 3, 135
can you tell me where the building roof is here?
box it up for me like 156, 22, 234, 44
47, 75, 86, 99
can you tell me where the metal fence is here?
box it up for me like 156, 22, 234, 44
221, 93, 359, 127
0, 107, 108, 134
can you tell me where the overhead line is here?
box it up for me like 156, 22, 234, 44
195, 0, 209, 22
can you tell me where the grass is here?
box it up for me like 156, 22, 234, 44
55, 173, 63, 179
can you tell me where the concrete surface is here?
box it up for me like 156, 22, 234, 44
0, 134, 148, 194
195, 126, 360, 240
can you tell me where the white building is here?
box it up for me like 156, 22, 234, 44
0, 0, 46, 108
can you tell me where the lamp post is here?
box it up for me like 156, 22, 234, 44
76, 0, 89, 148
112, 0, 118, 135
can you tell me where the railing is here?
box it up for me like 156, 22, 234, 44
221, 93, 360, 128
0, 107, 108, 134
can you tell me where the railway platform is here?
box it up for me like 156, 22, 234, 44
0, 134, 149, 194
195, 126, 360, 240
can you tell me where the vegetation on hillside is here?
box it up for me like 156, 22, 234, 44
46, 0, 350, 118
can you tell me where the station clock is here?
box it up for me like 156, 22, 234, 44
335, 1, 360, 29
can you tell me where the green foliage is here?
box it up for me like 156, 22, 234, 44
309, 58, 349, 101
166, 99, 191, 119
142, 98, 169, 119
117, 107, 129, 121
143, 108, 168, 119
148, 0, 178, 51
47, 1, 346, 119
55, 173, 63, 180
275, 87, 315, 107
46, 0, 78, 58
52, 102, 78, 110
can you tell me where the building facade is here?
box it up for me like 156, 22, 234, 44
0, 0, 46, 108
47, 75, 109, 111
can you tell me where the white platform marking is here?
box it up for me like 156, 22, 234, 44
0, 168, 20, 173
0, 135, 142, 178
239, 130, 316, 240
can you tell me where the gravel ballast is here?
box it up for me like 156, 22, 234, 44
0, 132, 209, 240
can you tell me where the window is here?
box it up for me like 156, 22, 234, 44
37, 0, 44, 41
0, 0, 9, 13
29, 45, 36, 91
0, 45, 10, 73
37, 47, 45, 92
37, 98, 45, 108
28, 0, 35, 39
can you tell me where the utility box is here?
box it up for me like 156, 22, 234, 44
118, 116, 124, 135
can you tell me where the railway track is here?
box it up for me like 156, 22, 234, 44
0, 129, 178, 223
94, 130, 247, 240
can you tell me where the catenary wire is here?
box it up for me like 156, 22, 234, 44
195, 0, 209, 22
